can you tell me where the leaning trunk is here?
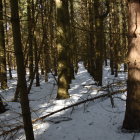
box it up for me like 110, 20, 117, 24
10, 0, 34, 139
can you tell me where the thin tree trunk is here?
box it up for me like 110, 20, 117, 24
0, 0, 7, 89
27, 0, 34, 80
4, 0, 12, 80
7, 53, 13, 79
10, 0, 34, 139
34, 36, 40, 87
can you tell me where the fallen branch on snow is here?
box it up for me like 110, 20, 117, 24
0, 88, 126, 137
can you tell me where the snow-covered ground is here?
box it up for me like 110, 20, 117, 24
0, 61, 140, 140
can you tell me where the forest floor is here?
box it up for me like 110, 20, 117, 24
0, 61, 140, 140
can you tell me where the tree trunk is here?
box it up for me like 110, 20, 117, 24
56, 0, 70, 99
87, 0, 96, 78
7, 53, 13, 79
69, 0, 78, 78
10, 0, 34, 139
0, 0, 7, 89
27, 0, 34, 80
123, 1, 140, 131
34, 36, 40, 87
94, 0, 104, 86
0, 97, 5, 113
4, 0, 12, 80
13, 82, 20, 102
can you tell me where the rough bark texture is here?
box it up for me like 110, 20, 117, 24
56, 0, 70, 99
0, 0, 7, 89
10, 0, 34, 139
123, 1, 140, 131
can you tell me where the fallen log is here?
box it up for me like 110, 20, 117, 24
0, 88, 126, 137
32, 89, 126, 122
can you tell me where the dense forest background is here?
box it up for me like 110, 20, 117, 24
0, 0, 140, 140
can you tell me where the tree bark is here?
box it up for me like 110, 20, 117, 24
10, 0, 34, 139
94, 0, 104, 86
123, 0, 140, 131
87, 0, 96, 78
27, 0, 34, 80
0, 0, 7, 89
56, 0, 70, 99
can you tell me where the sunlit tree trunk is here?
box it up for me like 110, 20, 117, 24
0, 0, 7, 89
123, 0, 140, 131
56, 0, 70, 99
10, 0, 34, 139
